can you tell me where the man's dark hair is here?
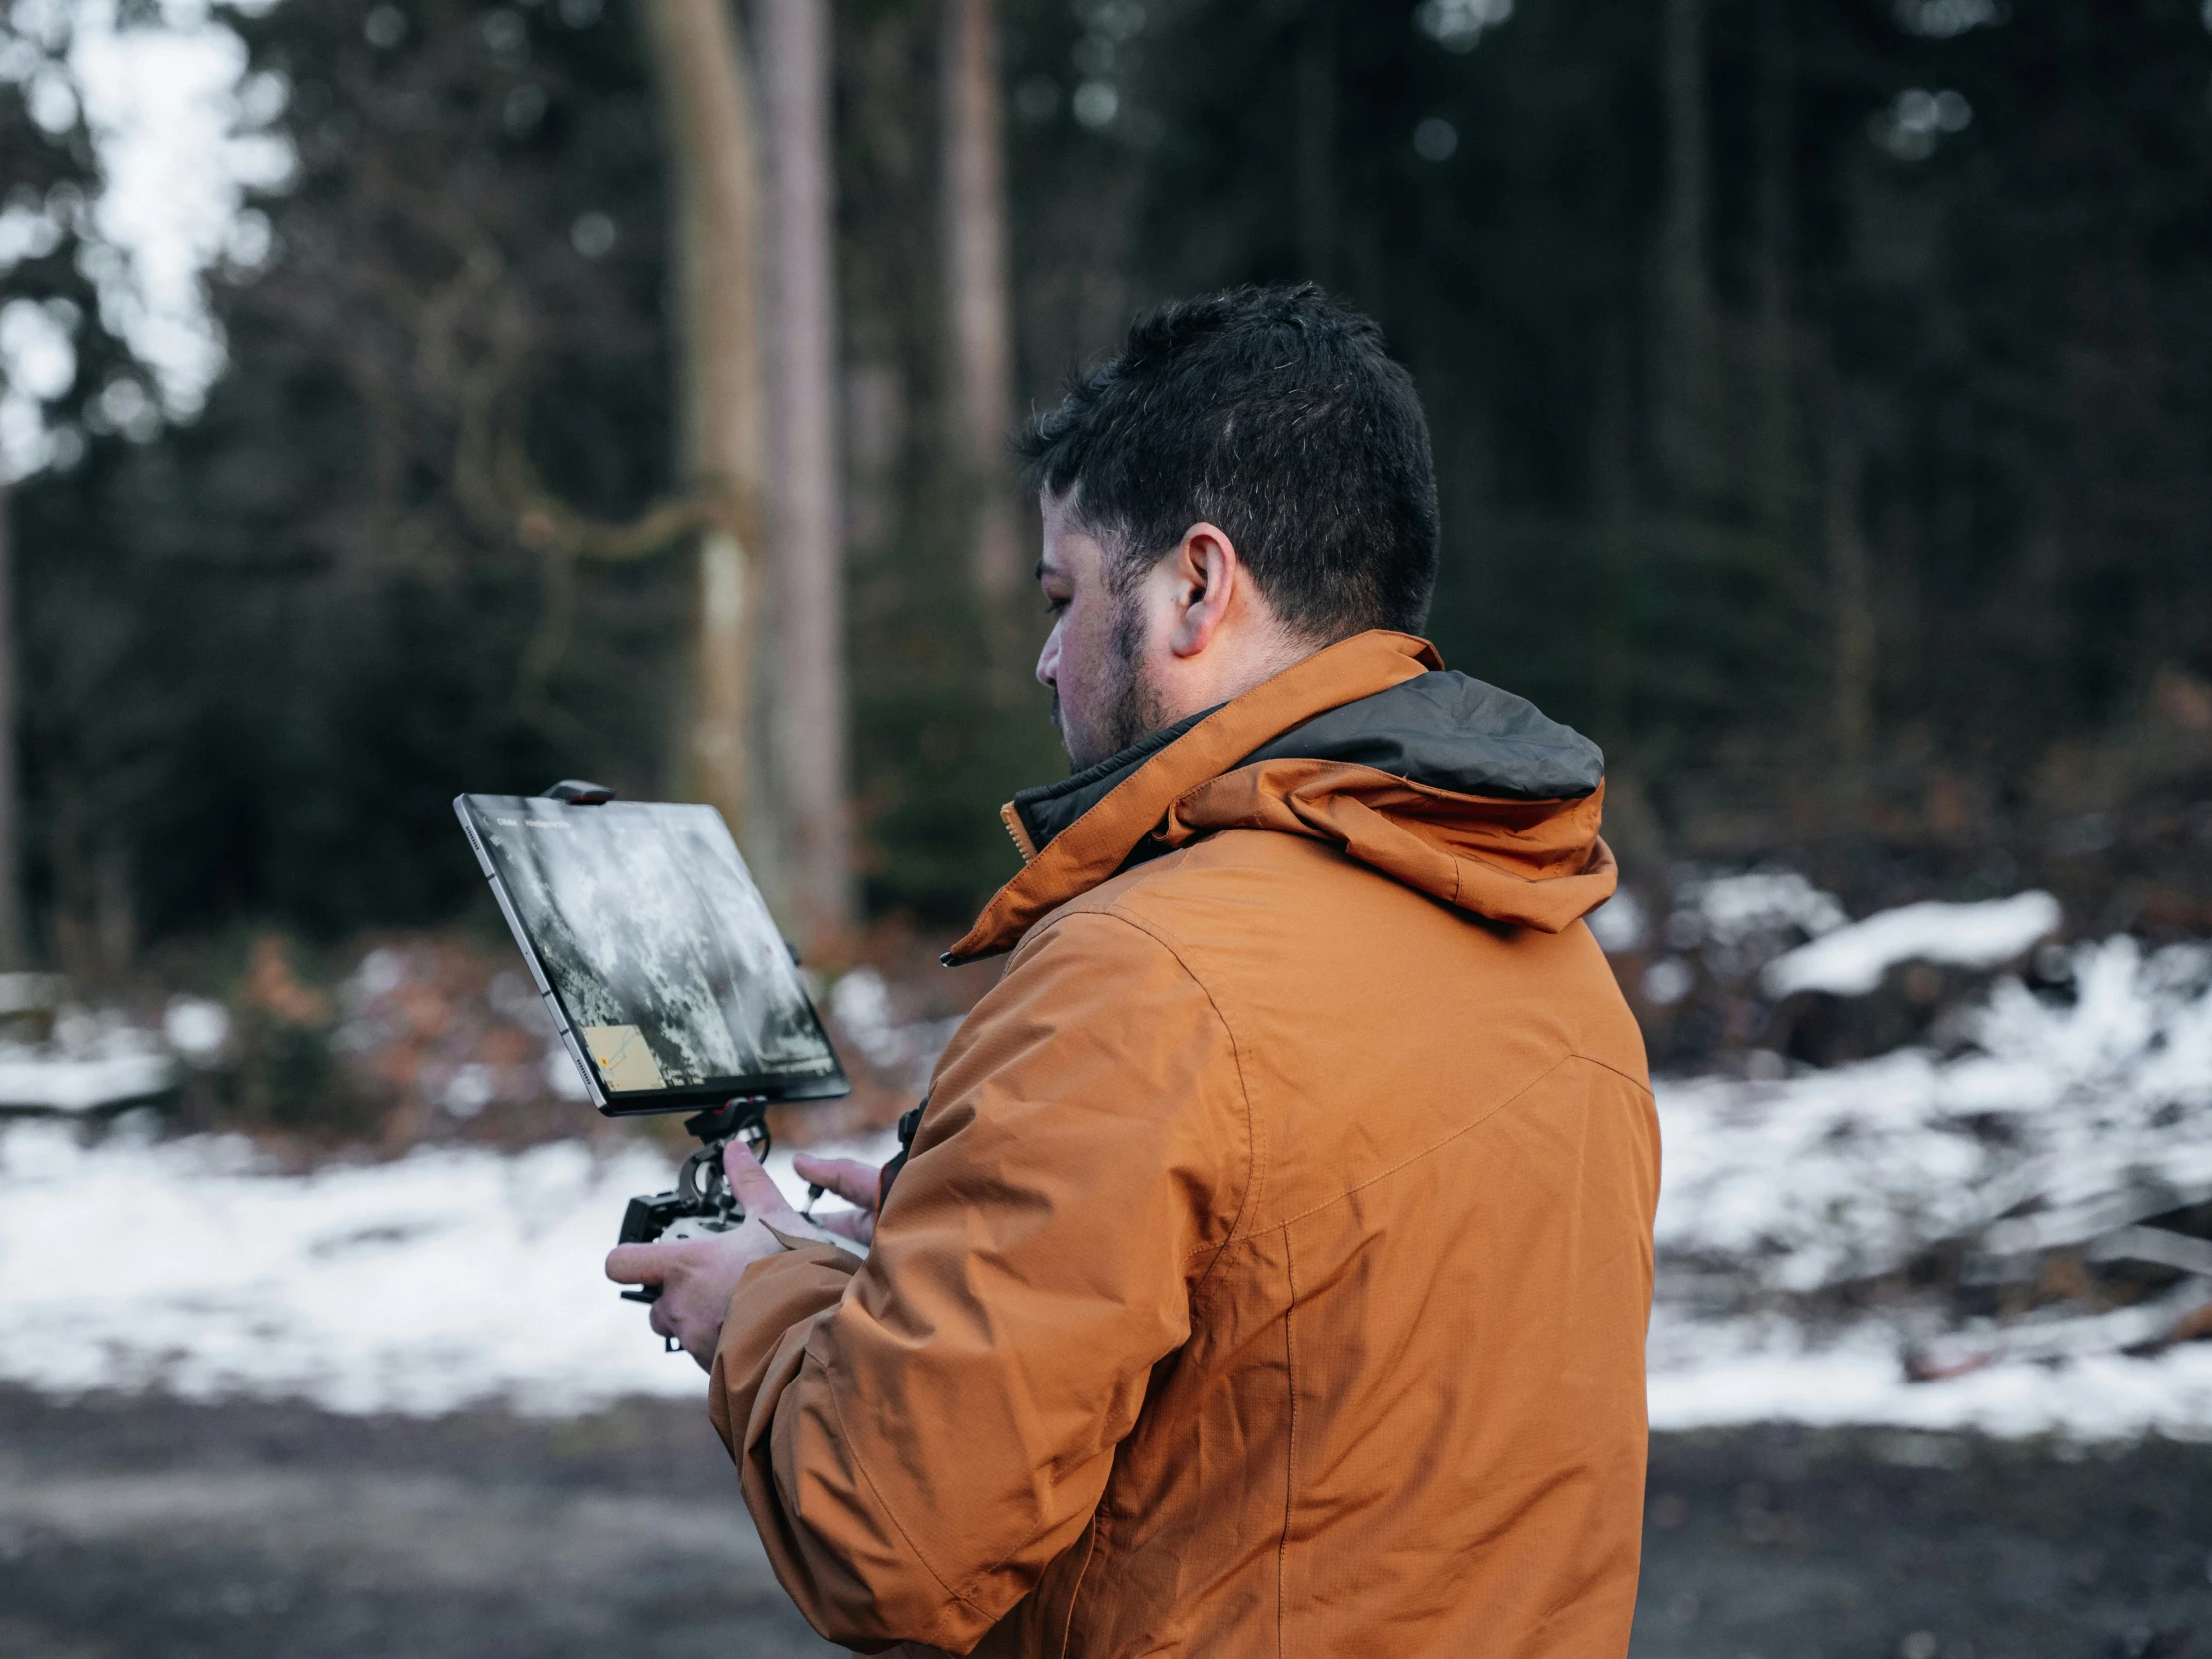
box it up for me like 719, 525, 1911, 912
1016, 285, 1440, 641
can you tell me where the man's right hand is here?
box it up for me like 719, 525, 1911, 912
793, 1153, 886, 1246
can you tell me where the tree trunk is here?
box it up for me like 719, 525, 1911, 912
0, 482, 24, 969
761, 0, 854, 944
941, 0, 1019, 596
640, 0, 768, 860
1655, 0, 1716, 501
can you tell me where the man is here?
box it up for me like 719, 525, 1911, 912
609, 285, 1659, 1657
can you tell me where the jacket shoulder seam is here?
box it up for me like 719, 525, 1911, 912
1026, 905, 1263, 1275
1572, 1048, 1656, 1102
1254, 1049, 1579, 1237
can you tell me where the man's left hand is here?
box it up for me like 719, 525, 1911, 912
605, 1141, 798, 1371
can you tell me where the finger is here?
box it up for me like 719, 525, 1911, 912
792, 1155, 885, 1212
606, 1243, 677, 1284
648, 1297, 677, 1341
724, 1140, 798, 1221
818, 1210, 874, 1244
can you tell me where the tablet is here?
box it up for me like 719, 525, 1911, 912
454, 793, 849, 1115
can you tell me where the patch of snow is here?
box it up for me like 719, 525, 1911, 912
1673, 869, 1847, 951
0, 1006, 178, 1111
1762, 890, 2061, 998
1585, 889, 1650, 955
828, 968, 962, 1091
543, 1047, 590, 1100
0, 1050, 175, 1111
1642, 957, 1695, 1006
5, 926, 2208, 1435
439, 1063, 497, 1119
0, 1119, 899, 1415
1659, 936, 2212, 1294
162, 995, 231, 1060
351, 946, 407, 1000
1647, 1307, 2212, 1440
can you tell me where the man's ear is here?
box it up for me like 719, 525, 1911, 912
1166, 523, 1240, 658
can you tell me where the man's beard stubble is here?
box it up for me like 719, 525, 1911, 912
1053, 593, 1169, 768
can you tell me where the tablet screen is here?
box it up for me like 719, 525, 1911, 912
455, 795, 847, 1112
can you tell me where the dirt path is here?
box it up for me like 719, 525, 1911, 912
3, 1388, 2208, 1656
0, 1387, 835, 1659
1636, 1427, 2212, 1658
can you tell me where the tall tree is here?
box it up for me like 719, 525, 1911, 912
0, 0, 153, 970
640, 0, 770, 860
942, 0, 1019, 597
761, 0, 853, 942
0, 483, 22, 969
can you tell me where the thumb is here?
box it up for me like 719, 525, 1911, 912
606, 1242, 675, 1284
724, 1138, 797, 1221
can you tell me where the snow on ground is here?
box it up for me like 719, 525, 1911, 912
1646, 1306, 2212, 1439
1646, 929, 2212, 1436
1658, 936, 2212, 1293
3, 914, 2209, 1435
1761, 889, 2061, 997
0, 1048, 173, 1110
0, 1117, 896, 1415
0, 984, 181, 1109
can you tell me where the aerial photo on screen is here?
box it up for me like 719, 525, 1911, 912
459, 796, 840, 1098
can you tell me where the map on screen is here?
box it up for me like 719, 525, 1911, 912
456, 795, 846, 1111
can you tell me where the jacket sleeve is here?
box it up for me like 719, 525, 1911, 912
708, 909, 1251, 1654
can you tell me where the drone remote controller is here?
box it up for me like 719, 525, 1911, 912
617, 1100, 774, 1347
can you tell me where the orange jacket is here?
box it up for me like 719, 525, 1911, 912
711, 631, 1660, 1658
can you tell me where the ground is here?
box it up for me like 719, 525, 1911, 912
1637, 1428, 2211, 1659
0, 1387, 834, 1659
2, 1387, 2207, 1658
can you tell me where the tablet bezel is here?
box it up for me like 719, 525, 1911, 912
455, 793, 852, 1117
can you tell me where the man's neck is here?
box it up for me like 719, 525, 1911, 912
1145, 631, 1318, 734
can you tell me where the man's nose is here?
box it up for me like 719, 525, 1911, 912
1035, 625, 1060, 691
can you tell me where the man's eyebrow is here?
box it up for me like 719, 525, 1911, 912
1035, 559, 1056, 582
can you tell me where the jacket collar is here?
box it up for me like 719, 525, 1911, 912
1003, 706, 1218, 862
946, 631, 1442, 964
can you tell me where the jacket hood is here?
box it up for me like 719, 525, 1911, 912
947, 631, 1617, 964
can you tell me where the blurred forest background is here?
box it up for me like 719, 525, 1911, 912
3, 0, 2212, 1133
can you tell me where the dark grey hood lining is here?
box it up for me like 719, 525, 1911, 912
1008, 705, 1218, 858
1009, 671, 1603, 859
1240, 673, 1603, 803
